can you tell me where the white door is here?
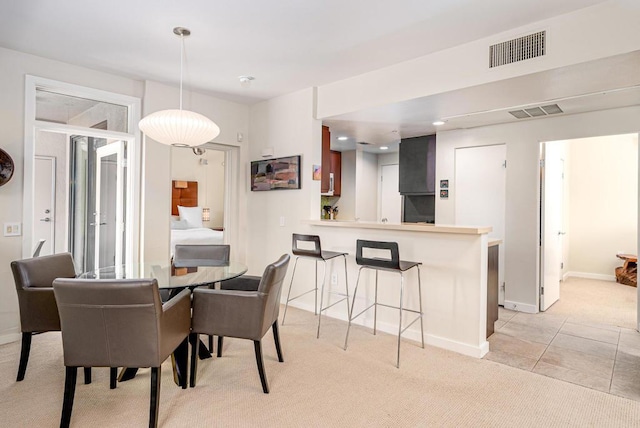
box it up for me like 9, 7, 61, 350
94, 141, 125, 269
380, 164, 402, 223
34, 156, 56, 256
540, 142, 564, 311
455, 144, 506, 304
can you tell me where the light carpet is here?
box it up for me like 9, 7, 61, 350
1, 306, 640, 427
546, 277, 637, 329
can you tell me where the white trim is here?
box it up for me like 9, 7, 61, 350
23, 75, 142, 265
503, 300, 539, 314
0, 332, 21, 346
564, 271, 617, 282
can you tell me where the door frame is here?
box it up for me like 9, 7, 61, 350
23, 76, 141, 264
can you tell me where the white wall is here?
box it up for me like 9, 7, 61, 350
436, 106, 640, 313
355, 151, 378, 221
339, 150, 357, 221
566, 134, 638, 278
317, 2, 640, 118
171, 148, 226, 228
247, 88, 321, 279
0, 46, 144, 343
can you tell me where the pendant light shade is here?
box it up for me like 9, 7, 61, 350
139, 27, 220, 147
139, 109, 220, 147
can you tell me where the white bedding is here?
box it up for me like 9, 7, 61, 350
170, 228, 224, 255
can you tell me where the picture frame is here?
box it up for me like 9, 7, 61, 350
312, 164, 321, 181
251, 155, 301, 191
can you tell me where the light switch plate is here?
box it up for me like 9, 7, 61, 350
4, 222, 21, 237
279, 216, 285, 227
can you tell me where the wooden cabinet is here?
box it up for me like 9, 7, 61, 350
321, 125, 341, 196
399, 135, 436, 195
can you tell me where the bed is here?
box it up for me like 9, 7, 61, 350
170, 180, 224, 255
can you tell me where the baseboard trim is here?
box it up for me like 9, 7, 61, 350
0, 332, 21, 346
283, 301, 488, 358
565, 272, 616, 282
503, 300, 538, 314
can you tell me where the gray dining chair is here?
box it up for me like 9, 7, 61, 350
53, 278, 191, 428
10, 253, 96, 385
190, 254, 290, 393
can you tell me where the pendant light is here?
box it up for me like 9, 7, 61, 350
139, 27, 220, 147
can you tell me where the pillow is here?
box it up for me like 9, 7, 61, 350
178, 205, 203, 228
171, 219, 189, 230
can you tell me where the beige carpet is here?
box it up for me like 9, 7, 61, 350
546, 277, 637, 329
2, 306, 640, 427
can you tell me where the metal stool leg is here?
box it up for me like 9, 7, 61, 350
344, 267, 364, 350
316, 260, 327, 338
417, 265, 425, 349
397, 272, 405, 369
343, 254, 351, 319
314, 260, 318, 315
373, 270, 379, 335
282, 256, 300, 325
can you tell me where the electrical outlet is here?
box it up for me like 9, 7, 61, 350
331, 273, 338, 285
4, 222, 21, 237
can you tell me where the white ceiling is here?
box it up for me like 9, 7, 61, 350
0, 0, 607, 104
4, 0, 636, 152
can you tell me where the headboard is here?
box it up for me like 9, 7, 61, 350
171, 180, 198, 216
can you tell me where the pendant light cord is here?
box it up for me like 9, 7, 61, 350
179, 33, 184, 111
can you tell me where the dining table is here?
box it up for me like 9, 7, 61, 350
79, 260, 248, 384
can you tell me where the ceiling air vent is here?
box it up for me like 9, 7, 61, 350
508, 103, 563, 119
490, 31, 546, 68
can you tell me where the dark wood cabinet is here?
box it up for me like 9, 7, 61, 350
399, 135, 436, 195
321, 125, 341, 196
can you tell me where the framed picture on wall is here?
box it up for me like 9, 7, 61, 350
251, 155, 302, 191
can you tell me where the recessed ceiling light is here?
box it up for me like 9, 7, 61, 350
380, 146, 389, 150
337, 136, 348, 141
432, 120, 446, 126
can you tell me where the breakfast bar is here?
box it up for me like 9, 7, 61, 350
304, 220, 492, 358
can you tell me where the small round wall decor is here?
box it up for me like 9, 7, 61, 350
0, 148, 15, 187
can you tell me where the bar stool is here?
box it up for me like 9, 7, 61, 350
282, 234, 350, 338
344, 239, 424, 368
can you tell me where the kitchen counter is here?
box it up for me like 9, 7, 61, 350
301, 218, 493, 358
306, 220, 492, 235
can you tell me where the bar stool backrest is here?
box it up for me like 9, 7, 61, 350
291, 234, 322, 258
356, 239, 400, 270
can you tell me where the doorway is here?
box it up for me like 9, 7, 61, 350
33, 155, 56, 256
539, 134, 638, 325
379, 164, 401, 223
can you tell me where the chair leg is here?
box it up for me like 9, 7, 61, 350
316, 260, 327, 338
208, 335, 214, 354
60, 366, 77, 428
175, 337, 189, 389
397, 273, 405, 369
272, 321, 284, 362
374, 270, 379, 335
344, 267, 364, 351
417, 265, 425, 349
281, 256, 300, 325
343, 254, 351, 319
253, 340, 269, 394
149, 367, 161, 428
110, 368, 117, 389
83, 367, 92, 384
16, 332, 32, 381
217, 336, 224, 358
190, 333, 199, 388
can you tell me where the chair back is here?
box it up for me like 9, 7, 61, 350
11, 253, 77, 332
32, 239, 46, 257
291, 234, 322, 258
174, 244, 230, 267
53, 278, 164, 368
356, 239, 401, 270
258, 254, 291, 326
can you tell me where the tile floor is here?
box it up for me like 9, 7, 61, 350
485, 307, 640, 402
